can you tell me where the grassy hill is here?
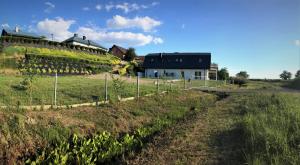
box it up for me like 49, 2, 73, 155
0, 46, 121, 74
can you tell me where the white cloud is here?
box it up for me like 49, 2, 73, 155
82, 7, 90, 11
44, 2, 55, 13
153, 37, 163, 44
105, 3, 114, 11
95, 4, 102, 10
295, 40, 300, 46
37, 17, 75, 41
104, 2, 159, 13
76, 26, 163, 47
107, 15, 162, 32
1, 23, 9, 28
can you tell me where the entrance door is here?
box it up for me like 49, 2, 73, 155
181, 71, 185, 79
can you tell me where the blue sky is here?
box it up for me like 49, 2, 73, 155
1, 0, 300, 78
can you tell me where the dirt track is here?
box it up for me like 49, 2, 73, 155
124, 96, 244, 165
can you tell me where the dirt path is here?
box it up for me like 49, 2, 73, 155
124, 96, 244, 165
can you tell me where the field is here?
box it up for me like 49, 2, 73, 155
0, 71, 300, 164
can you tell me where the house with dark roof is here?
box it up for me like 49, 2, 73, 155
108, 45, 128, 59
1, 27, 45, 39
62, 34, 107, 51
143, 52, 212, 80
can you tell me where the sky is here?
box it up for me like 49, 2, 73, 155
1, 0, 300, 79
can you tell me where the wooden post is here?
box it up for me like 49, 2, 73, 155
54, 72, 57, 107
136, 74, 140, 99
105, 74, 108, 102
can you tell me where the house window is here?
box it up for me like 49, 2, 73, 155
176, 58, 178, 62
151, 58, 154, 62
179, 58, 183, 62
195, 71, 201, 79
199, 58, 202, 63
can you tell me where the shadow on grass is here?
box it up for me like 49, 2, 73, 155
209, 125, 245, 165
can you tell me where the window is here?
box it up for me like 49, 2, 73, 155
195, 71, 201, 79
181, 71, 185, 78
198, 58, 202, 63
179, 58, 183, 62
176, 58, 178, 62
151, 58, 154, 62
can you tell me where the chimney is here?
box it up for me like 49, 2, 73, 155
74, 33, 78, 37
15, 27, 19, 33
83, 36, 86, 40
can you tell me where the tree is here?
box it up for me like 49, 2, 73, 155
218, 68, 229, 80
124, 47, 137, 61
295, 70, 300, 79
280, 70, 292, 80
236, 71, 249, 79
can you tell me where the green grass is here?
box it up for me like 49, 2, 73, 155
240, 93, 300, 164
286, 78, 300, 90
0, 75, 180, 106
2, 46, 121, 65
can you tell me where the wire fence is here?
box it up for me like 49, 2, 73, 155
0, 74, 227, 108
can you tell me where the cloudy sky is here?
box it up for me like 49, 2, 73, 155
1, 0, 300, 78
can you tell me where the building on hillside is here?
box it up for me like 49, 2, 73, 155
209, 63, 218, 80
134, 56, 145, 63
143, 52, 212, 80
62, 34, 107, 51
108, 45, 128, 60
1, 27, 45, 39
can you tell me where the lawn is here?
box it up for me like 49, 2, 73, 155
0, 74, 182, 106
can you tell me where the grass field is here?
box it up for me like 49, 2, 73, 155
0, 91, 216, 164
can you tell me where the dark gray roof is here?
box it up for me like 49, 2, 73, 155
62, 36, 107, 50
143, 52, 211, 69
1, 28, 44, 39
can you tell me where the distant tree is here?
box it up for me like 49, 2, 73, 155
295, 70, 300, 79
124, 47, 137, 61
280, 70, 292, 80
236, 71, 249, 79
218, 68, 229, 80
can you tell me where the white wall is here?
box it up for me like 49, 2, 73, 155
71, 41, 106, 51
145, 69, 209, 80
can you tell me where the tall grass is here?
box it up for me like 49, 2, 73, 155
241, 93, 300, 164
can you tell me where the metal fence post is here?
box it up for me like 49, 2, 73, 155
136, 74, 140, 99
156, 77, 159, 93
184, 77, 186, 89
54, 72, 57, 107
105, 74, 108, 102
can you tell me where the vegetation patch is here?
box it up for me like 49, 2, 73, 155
240, 93, 300, 164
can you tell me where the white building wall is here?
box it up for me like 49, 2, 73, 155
145, 69, 209, 80
71, 41, 106, 50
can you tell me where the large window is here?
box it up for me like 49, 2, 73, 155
195, 71, 201, 79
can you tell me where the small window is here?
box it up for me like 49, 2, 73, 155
195, 71, 201, 79
180, 58, 183, 62
199, 58, 202, 63
151, 58, 154, 62
176, 58, 178, 62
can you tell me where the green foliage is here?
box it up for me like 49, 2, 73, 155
295, 70, 300, 78
286, 78, 300, 90
25, 94, 209, 164
236, 71, 249, 79
110, 75, 126, 101
279, 70, 292, 80
2, 46, 121, 65
124, 47, 136, 61
241, 93, 300, 164
230, 77, 248, 87
218, 67, 229, 80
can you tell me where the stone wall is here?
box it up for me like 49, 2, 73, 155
0, 36, 107, 56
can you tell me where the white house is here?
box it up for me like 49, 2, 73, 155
62, 34, 107, 51
143, 52, 212, 80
